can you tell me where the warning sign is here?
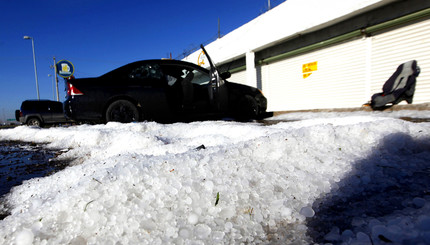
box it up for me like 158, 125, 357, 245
302, 61, 317, 79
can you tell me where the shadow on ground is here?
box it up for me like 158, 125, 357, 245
306, 133, 430, 244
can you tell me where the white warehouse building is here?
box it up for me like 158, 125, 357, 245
183, 0, 430, 112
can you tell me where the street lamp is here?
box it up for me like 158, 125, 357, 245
48, 74, 55, 100
23, 35, 40, 100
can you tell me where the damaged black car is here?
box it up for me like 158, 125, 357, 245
64, 45, 269, 123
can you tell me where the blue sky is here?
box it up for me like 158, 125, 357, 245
0, 0, 284, 122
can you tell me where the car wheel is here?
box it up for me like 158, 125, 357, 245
106, 100, 140, 123
27, 118, 42, 127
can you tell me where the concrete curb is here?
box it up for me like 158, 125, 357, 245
273, 103, 430, 116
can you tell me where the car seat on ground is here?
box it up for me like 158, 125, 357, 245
370, 60, 420, 110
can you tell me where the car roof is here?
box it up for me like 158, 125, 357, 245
23, 100, 61, 103
101, 59, 208, 78
130, 59, 205, 69
21, 100, 62, 110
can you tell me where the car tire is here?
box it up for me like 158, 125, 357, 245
105, 100, 140, 123
27, 118, 42, 127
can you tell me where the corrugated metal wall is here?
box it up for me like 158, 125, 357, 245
232, 18, 430, 112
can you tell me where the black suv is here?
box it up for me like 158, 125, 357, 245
16, 100, 71, 127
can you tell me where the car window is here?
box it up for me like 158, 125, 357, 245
22, 101, 48, 112
41, 102, 51, 112
161, 64, 210, 86
50, 102, 63, 112
162, 65, 184, 86
21, 101, 32, 111
191, 69, 210, 85
129, 64, 163, 80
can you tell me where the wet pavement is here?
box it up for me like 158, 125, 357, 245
399, 117, 430, 123
0, 141, 69, 198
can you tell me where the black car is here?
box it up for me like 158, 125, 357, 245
64, 45, 269, 123
16, 100, 71, 127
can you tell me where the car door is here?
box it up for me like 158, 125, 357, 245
126, 62, 172, 119
208, 65, 228, 112
36, 101, 52, 123
48, 102, 67, 123
161, 63, 217, 115
200, 45, 229, 112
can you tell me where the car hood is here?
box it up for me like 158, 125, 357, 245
225, 81, 261, 95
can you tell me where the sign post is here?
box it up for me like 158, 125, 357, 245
56, 60, 75, 101
53, 57, 59, 101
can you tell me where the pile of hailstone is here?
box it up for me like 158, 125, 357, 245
0, 115, 429, 244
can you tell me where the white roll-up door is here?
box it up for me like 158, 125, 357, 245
370, 19, 430, 105
229, 70, 247, 86
261, 37, 369, 111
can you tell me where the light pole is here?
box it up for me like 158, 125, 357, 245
48, 74, 55, 100
50, 57, 60, 101
23, 35, 40, 100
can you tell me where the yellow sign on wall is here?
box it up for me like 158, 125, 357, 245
302, 61, 317, 78
197, 51, 207, 66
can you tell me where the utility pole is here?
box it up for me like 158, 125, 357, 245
23, 36, 40, 100
48, 74, 55, 100
218, 17, 221, 39
53, 57, 59, 101
268, 0, 271, 10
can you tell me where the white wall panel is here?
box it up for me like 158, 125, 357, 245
261, 18, 430, 111
183, 0, 392, 66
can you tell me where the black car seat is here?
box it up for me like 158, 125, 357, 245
181, 71, 194, 108
371, 60, 420, 110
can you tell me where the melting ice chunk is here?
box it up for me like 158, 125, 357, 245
300, 206, 315, 218
15, 229, 34, 245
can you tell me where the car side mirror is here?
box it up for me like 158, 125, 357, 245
220, 72, 231, 80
